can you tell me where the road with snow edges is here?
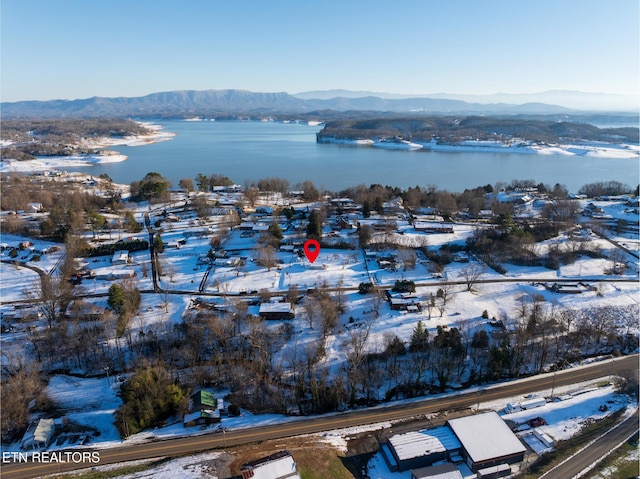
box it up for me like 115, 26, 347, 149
540, 408, 639, 479
2, 354, 637, 479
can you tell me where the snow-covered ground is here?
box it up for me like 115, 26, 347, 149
88, 452, 224, 479
365, 383, 636, 479
0, 122, 175, 174
1, 187, 638, 479
319, 137, 640, 159
20, 375, 633, 479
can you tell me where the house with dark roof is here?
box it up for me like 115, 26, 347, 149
183, 409, 220, 427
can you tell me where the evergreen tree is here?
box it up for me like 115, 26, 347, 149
124, 211, 142, 233
306, 210, 322, 239
153, 232, 164, 254
409, 320, 429, 352
362, 200, 371, 218
268, 222, 283, 240
107, 284, 125, 312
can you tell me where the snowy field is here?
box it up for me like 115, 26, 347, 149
0, 179, 638, 479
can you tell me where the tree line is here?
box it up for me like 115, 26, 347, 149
317, 116, 639, 145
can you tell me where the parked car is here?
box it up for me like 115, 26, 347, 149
528, 417, 547, 427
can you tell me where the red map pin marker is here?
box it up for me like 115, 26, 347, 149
303, 239, 320, 263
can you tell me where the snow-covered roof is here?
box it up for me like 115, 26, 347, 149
447, 412, 525, 464
388, 426, 461, 461
111, 250, 129, 263
242, 450, 301, 479
411, 463, 463, 479
22, 418, 55, 448
259, 302, 293, 314
183, 409, 219, 423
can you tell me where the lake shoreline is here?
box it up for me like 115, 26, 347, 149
0, 122, 176, 174
1, 120, 637, 193
317, 136, 639, 159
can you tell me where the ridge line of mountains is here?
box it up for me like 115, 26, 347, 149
1, 89, 638, 119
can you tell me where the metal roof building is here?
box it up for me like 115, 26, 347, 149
447, 412, 526, 473
382, 426, 462, 472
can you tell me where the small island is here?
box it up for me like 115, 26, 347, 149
316, 116, 640, 158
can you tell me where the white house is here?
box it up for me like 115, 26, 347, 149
241, 450, 301, 479
21, 418, 55, 450
111, 250, 130, 265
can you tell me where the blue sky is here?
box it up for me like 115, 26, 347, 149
1, 0, 638, 102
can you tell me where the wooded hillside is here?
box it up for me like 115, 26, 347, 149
317, 116, 639, 144
1, 119, 151, 159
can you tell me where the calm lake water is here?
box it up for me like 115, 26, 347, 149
74, 120, 639, 193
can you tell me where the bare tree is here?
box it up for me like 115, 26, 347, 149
179, 178, 194, 194
437, 282, 455, 306
1, 352, 43, 442
243, 186, 259, 208
459, 263, 484, 292
256, 244, 278, 271
398, 248, 417, 271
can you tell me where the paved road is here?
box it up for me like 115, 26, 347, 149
2, 355, 636, 479
540, 408, 639, 479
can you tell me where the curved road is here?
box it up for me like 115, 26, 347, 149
540, 409, 639, 479
2, 355, 637, 479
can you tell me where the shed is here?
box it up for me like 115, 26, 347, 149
447, 412, 526, 472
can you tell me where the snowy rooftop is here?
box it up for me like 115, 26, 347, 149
410, 463, 463, 479
447, 412, 525, 464
258, 302, 294, 314
388, 425, 461, 461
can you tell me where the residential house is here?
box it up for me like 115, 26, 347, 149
111, 250, 130, 265
414, 222, 454, 234
21, 418, 55, 450
259, 302, 295, 320
183, 409, 220, 428
241, 450, 301, 479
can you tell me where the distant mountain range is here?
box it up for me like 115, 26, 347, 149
295, 89, 639, 112
1, 89, 638, 119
